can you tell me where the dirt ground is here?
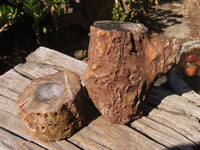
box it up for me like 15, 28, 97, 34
147, 0, 200, 44
0, 0, 200, 75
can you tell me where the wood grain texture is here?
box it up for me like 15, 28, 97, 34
150, 86, 200, 106
131, 116, 194, 150
0, 96, 20, 117
0, 128, 45, 150
0, 46, 200, 149
12, 65, 166, 149
69, 117, 165, 150
146, 107, 200, 144
147, 90, 200, 120
0, 69, 31, 94
181, 91, 200, 106
14, 62, 58, 79
0, 86, 19, 101
26, 46, 88, 86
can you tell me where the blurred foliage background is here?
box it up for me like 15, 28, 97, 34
112, 0, 159, 22
0, 0, 158, 74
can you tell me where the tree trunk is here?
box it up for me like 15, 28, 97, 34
85, 20, 180, 125
17, 70, 85, 142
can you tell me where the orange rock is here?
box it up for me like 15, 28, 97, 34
184, 66, 197, 77
186, 54, 198, 63
195, 60, 200, 67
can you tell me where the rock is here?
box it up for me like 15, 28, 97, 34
167, 40, 200, 105
85, 21, 180, 125
184, 66, 197, 77
186, 54, 198, 63
17, 70, 85, 142
195, 60, 200, 67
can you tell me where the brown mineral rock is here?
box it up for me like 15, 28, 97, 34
85, 21, 180, 125
17, 70, 85, 142
184, 66, 197, 77
186, 54, 198, 63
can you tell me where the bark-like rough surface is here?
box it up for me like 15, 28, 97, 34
85, 21, 180, 125
17, 70, 85, 142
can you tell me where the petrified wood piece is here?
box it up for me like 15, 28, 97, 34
17, 70, 85, 142
85, 21, 180, 124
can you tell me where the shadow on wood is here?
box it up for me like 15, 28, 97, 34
166, 143, 200, 150
82, 86, 101, 125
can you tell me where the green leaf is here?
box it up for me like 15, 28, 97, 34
113, 3, 120, 9
136, 19, 140, 23
8, 0, 20, 5
0, 5, 17, 21
54, 4, 62, 16
119, 7, 123, 12
23, 0, 44, 21
112, 9, 118, 14
42, 26, 47, 34
8, 8, 18, 20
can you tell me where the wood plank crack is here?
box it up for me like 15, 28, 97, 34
0, 126, 47, 150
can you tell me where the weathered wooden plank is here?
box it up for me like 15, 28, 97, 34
0, 86, 19, 101
150, 86, 200, 106
131, 116, 194, 149
1, 47, 200, 149
0, 69, 31, 94
0, 92, 165, 149
14, 62, 58, 79
0, 96, 20, 117
1, 61, 163, 150
13, 50, 166, 149
0, 62, 109, 149
180, 91, 200, 106
147, 93, 200, 120
0, 69, 165, 149
0, 128, 46, 150
0, 108, 80, 150
69, 117, 166, 150
145, 107, 200, 144
19, 48, 200, 120
26, 46, 88, 86
70, 129, 111, 150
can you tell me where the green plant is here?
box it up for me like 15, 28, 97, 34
0, 0, 70, 44
112, 0, 159, 22
23, 0, 44, 22
112, 3, 127, 21
45, 0, 70, 16
0, 4, 18, 32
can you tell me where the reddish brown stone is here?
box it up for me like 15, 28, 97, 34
17, 70, 85, 142
85, 21, 180, 124
184, 66, 197, 77
186, 54, 198, 63
195, 60, 200, 67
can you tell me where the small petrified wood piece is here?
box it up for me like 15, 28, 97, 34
85, 21, 180, 124
17, 70, 85, 142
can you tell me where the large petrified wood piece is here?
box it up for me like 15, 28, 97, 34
17, 70, 85, 142
85, 21, 180, 125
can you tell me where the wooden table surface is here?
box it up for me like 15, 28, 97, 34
0, 47, 200, 150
